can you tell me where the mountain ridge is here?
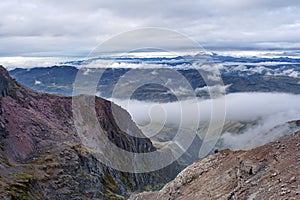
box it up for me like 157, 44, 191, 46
9, 63, 300, 102
131, 130, 300, 199
0, 65, 178, 199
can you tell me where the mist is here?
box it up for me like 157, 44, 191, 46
111, 92, 300, 150
221, 110, 299, 150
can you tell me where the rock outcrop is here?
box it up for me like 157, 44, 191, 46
0, 66, 17, 98
131, 130, 300, 200
0, 65, 177, 199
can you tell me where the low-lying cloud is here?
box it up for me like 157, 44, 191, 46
221, 110, 299, 150
111, 92, 300, 150
113, 92, 300, 124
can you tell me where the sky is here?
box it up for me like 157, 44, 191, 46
1, 0, 300, 56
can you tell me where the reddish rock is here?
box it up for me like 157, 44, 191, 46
0, 65, 174, 199
131, 131, 300, 200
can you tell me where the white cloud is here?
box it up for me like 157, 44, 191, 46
0, 56, 73, 70
221, 110, 299, 150
112, 92, 300, 125
34, 80, 41, 85
1, 0, 300, 56
111, 92, 300, 150
112, 93, 300, 150
195, 84, 231, 96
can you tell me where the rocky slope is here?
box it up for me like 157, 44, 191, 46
0, 65, 178, 199
131, 130, 300, 200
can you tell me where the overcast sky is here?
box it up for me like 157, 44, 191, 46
1, 0, 300, 56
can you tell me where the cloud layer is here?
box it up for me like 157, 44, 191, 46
113, 92, 300, 124
112, 92, 300, 150
1, 0, 300, 56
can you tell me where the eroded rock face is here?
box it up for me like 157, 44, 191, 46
131, 131, 300, 200
0, 65, 177, 199
0, 65, 16, 98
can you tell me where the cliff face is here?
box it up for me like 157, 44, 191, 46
0, 66, 16, 98
131, 130, 300, 200
0, 65, 176, 199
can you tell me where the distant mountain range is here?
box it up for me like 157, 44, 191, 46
9, 53, 300, 102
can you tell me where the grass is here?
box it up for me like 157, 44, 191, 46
6, 172, 41, 199
10, 172, 34, 181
